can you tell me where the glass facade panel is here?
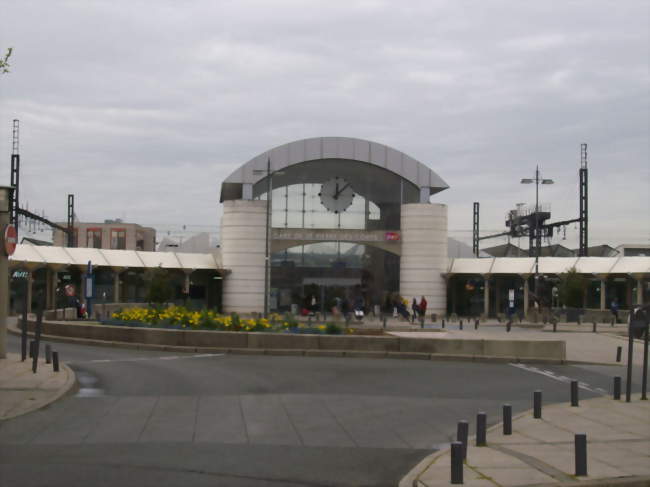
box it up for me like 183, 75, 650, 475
111, 228, 126, 250
86, 228, 102, 248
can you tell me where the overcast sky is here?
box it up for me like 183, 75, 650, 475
0, 0, 648, 250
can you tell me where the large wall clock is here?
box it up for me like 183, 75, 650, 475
319, 176, 355, 213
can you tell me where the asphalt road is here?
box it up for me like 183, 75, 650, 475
0, 334, 641, 487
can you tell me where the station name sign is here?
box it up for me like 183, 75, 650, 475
272, 228, 401, 243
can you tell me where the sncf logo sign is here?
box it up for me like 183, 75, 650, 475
4, 224, 17, 256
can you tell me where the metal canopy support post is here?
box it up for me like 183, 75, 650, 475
579, 143, 588, 256
472, 202, 479, 257
67, 194, 75, 247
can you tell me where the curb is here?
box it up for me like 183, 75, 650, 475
8, 322, 573, 365
0, 362, 78, 421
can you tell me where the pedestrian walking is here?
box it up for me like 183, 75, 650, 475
611, 299, 619, 323
411, 298, 419, 323
419, 296, 428, 319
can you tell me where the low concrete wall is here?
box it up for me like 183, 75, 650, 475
23, 320, 566, 361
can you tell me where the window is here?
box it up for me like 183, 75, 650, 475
86, 228, 102, 248
110, 228, 126, 249
136, 230, 145, 251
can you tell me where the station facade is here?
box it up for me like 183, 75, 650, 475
219, 137, 449, 316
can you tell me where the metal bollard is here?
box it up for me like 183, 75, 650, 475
52, 351, 60, 372
382, 316, 387, 329
420, 316, 424, 329
45, 344, 52, 364
476, 412, 487, 446
616, 346, 622, 363
592, 321, 597, 333
442, 319, 445, 329
613, 376, 621, 400
450, 441, 464, 484
611, 317, 615, 327
474, 319, 479, 330
571, 380, 579, 407
503, 404, 512, 435
575, 434, 587, 476
459, 320, 463, 330
456, 420, 469, 460
29, 340, 35, 358
533, 390, 542, 419
552, 321, 557, 332
506, 320, 512, 333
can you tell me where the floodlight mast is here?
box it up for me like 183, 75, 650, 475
520, 166, 554, 300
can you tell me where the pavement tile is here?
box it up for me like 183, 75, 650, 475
473, 466, 555, 486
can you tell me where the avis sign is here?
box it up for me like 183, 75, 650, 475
3, 224, 17, 256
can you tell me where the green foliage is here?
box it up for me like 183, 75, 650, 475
325, 322, 343, 334
1, 47, 13, 74
144, 267, 173, 305
558, 267, 587, 308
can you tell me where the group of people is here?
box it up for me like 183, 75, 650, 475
391, 295, 427, 322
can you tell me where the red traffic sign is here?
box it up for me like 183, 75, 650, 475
4, 224, 17, 256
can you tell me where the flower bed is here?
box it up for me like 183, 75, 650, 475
109, 306, 344, 334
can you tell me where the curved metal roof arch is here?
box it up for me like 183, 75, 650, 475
220, 136, 449, 202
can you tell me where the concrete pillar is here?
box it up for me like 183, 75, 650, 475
45, 268, 53, 309
626, 280, 633, 309
523, 276, 529, 315
483, 276, 490, 318
494, 278, 501, 316
113, 270, 121, 303
637, 277, 644, 305
221, 200, 267, 314
600, 278, 606, 311
399, 203, 448, 317
26, 271, 33, 314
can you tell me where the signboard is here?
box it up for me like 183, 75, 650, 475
384, 232, 400, 241
272, 228, 401, 244
3, 224, 17, 256
64, 284, 76, 297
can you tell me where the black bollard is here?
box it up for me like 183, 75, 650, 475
575, 434, 587, 476
474, 319, 479, 330
476, 412, 487, 446
506, 320, 512, 333
503, 404, 512, 435
456, 420, 469, 460
616, 346, 622, 363
450, 441, 463, 484
592, 322, 597, 333
626, 320, 634, 403
611, 317, 615, 327
52, 351, 60, 372
442, 319, 445, 329
613, 376, 621, 400
571, 380, 579, 407
382, 316, 387, 329
459, 319, 463, 330
420, 316, 424, 329
533, 390, 542, 419
45, 344, 52, 364
552, 321, 557, 332
29, 340, 35, 358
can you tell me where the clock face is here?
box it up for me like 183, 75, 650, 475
319, 177, 355, 213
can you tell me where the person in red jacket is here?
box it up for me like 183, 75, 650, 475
419, 296, 428, 319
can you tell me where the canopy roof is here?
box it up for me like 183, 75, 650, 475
448, 256, 650, 276
220, 136, 449, 201
9, 245, 223, 272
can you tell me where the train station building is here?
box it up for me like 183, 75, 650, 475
7, 137, 650, 318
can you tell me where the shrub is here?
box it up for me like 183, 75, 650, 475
558, 267, 587, 308
325, 322, 342, 335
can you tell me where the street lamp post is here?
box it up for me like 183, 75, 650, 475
521, 166, 554, 301
253, 159, 284, 318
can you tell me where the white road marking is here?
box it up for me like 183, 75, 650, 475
509, 363, 606, 395
76, 353, 225, 365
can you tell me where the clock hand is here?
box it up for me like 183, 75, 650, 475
334, 183, 339, 199
334, 183, 350, 199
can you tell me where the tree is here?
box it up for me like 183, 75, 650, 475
145, 267, 173, 306
558, 266, 587, 309
1, 48, 13, 75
